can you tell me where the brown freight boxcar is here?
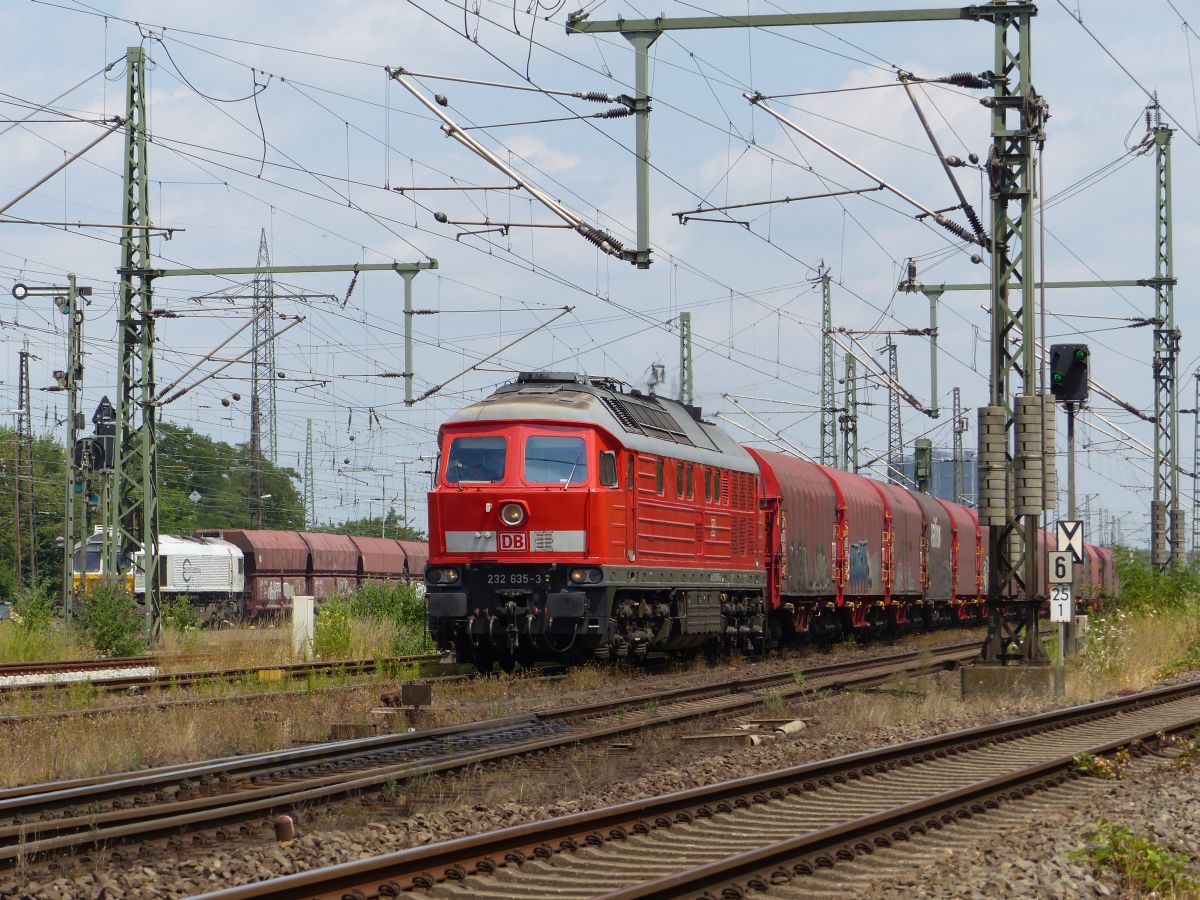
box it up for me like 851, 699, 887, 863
199, 529, 307, 616
300, 532, 358, 598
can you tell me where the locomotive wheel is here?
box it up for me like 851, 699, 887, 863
473, 645, 495, 675
497, 651, 517, 674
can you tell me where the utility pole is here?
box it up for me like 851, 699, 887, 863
885, 339, 903, 484
678, 311, 693, 407
249, 229, 277, 528
819, 267, 837, 466
914, 438, 933, 493
108, 46, 439, 640
61, 276, 86, 614
840, 353, 859, 472
978, 5, 1048, 665
304, 418, 315, 530
110, 45, 160, 638
14, 345, 35, 585
13, 278, 91, 610
952, 386, 966, 504
566, 4, 1024, 269
1150, 103, 1182, 570
1065, 400, 1078, 654
1192, 370, 1200, 557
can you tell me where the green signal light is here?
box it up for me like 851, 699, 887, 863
1053, 373, 1064, 382
1074, 348, 1088, 360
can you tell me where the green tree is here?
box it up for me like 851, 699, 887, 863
157, 423, 305, 533
316, 507, 425, 541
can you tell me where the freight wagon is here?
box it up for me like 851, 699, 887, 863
78, 528, 427, 626
425, 372, 1114, 672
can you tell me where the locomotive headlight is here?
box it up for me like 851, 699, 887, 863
569, 567, 603, 584
426, 567, 460, 585
500, 502, 525, 526
569, 568, 586, 583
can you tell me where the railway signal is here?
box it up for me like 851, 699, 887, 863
1049, 343, 1090, 404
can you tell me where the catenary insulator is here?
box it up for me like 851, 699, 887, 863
580, 91, 613, 103
596, 107, 634, 119
940, 72, 990, 89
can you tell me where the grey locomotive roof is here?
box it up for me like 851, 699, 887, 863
444, 372, 761, 473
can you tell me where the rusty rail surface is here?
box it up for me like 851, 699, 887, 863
192, 677, 1200, 900
0, 639, 982, 865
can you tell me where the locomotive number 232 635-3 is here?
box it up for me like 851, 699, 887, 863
485, 572, 547, 585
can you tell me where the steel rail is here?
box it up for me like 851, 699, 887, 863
606, 714, 1200, 898
0, 652, 442, 697
0, 639, 981, 864
0, 655, 166, 677
190, 676, 1200, 900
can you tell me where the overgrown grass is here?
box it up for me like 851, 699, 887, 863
74, 579, 146, 657
1069, 551, 1200, 701
1072, 819, 1199, 896
0, 582, 88, 661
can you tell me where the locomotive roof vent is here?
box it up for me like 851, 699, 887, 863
516, 371, 588, 385
515, 371, 628, 393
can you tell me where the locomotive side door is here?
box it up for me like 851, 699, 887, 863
625, 452, 638, 561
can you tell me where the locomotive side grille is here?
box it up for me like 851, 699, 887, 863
600, 395, 695, 447
601, 395, 641, 432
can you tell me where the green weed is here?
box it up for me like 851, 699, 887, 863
1071, 819, 1199, 896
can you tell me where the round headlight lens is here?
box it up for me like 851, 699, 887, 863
569, 568, 587, 583
444, 568, 459, 582
500, 503, 525, 526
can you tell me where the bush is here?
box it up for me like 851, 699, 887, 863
162, 594, 200, 633
313, 596, 354, 660
11, 582, 55, 635
350, 581, 428, 655
75, 579, 146, 657
1072, 819, 1199, 895
1111, 548, 1200, 616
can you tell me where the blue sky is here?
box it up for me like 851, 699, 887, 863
0, 0, 1196, 543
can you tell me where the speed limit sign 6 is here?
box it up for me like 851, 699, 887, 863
1047, 550, 1072, 584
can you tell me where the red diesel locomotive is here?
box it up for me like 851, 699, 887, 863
425, 372, 1114, 671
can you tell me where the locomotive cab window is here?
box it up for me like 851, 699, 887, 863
675, 462, 684, 498
446, 435, 507, 483
715, 471, 722, 502
686, 464, 694, 499
599, 451, 618, 487
525, 436, 588, 484
626, 454, 635, 490
704, 468, 712, 501
655, 458, 664, 494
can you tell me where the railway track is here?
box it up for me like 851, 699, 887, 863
0, 652, 443, 698
0, 638, 979, 866
193, 676, 1200, 900
0, 656, 165, 678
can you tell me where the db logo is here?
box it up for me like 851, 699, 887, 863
498, 532, 528, 551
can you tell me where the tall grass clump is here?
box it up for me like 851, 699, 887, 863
1075, 549, 1200, 697
313, 596, 355, 660
0, 582, 82, 661
350, 581, 429, 656
75, 579, 146, 657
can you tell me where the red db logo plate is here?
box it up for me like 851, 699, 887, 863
498, 532, 528, 551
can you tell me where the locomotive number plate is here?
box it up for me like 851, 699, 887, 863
485, 571, 548, 586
